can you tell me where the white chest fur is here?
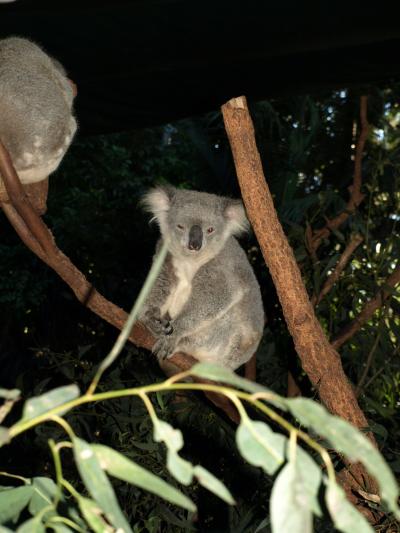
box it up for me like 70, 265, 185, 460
160, 257, 199, 319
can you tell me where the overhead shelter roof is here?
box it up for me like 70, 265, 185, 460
1, 1, 400, 134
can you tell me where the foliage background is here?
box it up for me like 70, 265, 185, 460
0, 84, 399, 531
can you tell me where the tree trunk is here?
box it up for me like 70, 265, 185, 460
221, 96, 377, 492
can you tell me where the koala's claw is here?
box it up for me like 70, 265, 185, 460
145, 307, 173, 336
153, 336, 174, 360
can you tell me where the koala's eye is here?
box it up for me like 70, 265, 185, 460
207, 227, 214, 234
177, 224, 184, 230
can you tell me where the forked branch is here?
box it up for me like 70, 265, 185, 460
0, 139, 239, 423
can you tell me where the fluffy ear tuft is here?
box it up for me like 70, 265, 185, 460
224, 200, 250, 236
141, 186, 175, 225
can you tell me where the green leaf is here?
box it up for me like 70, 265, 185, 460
0, 428, 10, 447
21, 385, 80, 421
16, 515, 45, 533
153, 419, 184, 452
295, 448, 322, 517
29, 477, 58, 515
0, 485, 33, 524
0, 389, 20, 401
166, 451, 193, 485
50, 526, 74, 533
78, 496, 113, 533
72, 437, 131, 533
236, 419, 286, 475
189, 363, 286, 409
325, 480, 374, 533
92, 444, 196, 512
287, 398, 400, 518
193, 466, 235, 505
270, 462, 313, 533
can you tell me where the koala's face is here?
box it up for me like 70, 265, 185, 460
143, 187, 249, 262
166, 201, 227, 260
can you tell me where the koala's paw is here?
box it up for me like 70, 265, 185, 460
153, 334, 175, 361
144, 307, 173, 336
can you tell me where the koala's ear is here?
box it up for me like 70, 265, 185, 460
141, 186, 175, 224
224, 199, 250, 236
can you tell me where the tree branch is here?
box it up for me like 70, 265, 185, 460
0, 141, 239, 424
332, 264, 400, 349
310, 96, 369, 254
311, 233, 364, 306
221, 95, 378, 494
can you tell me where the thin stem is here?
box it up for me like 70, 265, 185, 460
9, 380, 336, 481
86, 241, 168, 396
46, 515, 85, 533
0, 471, 29, 484
49, 415, 76, 440
61, 479, 81, 500
139, 392, 158, 424
48, 439, 64, 508
289, 430, 297, 462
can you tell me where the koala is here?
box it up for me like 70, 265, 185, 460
139, 186, 264, 374
0, 37, 77, 186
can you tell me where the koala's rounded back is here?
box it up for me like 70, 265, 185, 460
0, 37, 77, 182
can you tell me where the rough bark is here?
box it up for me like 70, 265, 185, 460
221, 96, 378, 493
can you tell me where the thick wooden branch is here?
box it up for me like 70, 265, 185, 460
310, 96, 368, 253
222, 96, 378, 493
311, 233, 364, 306
332, 264, 400, 350
0, 141, 54, 256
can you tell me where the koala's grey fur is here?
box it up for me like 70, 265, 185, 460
0, 37, 77, 184
139, 186, 264, 373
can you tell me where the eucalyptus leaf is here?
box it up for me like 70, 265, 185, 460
92, 444, 196, 512
193, 465, 235, 505
295, 448, 322, 517
29, 477, 59, 515
325, 480, 374, 533
270, 462, 313, 533
21, 385, 80, 421
50, 525, 74, 533
72, 437, 132, 532
287, 398, 400, 518
153, 419, 184, 452
78, 496, 113, 533
0, 428, 10, 447
189, 363, 286, 409
0, 389, 20, 401
166, 451, 193, 485
236, 419, 286, 475
16, 515, 45, 533
0, 485, 33, 524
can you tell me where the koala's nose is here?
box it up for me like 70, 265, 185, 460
188, 225, 203, 251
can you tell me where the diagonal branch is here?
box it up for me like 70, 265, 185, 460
221, 95, 378, 496
311, 233, 364, 306
332, 264, 400, 350
0, 140, 239, 424
309, 96, 369, 254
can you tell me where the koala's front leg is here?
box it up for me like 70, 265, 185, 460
143, 306, 173, 337
155, 268, 234, 360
